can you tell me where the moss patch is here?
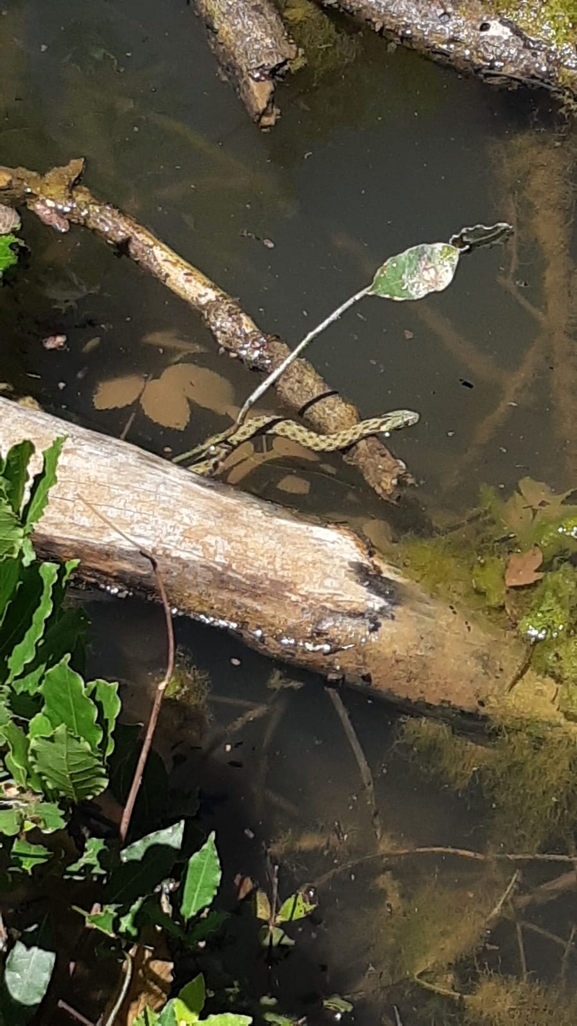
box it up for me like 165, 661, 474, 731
466, 975, 577, 1026
489, 0, 577, 49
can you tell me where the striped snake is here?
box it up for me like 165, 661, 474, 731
178, 409, 419, 476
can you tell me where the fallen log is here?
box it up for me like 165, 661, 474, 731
0, 159, 408, 501
0, 397, 561, 722
193, 0, 297, 126
318, 0, 577, 102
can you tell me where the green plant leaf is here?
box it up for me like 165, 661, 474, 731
156, 1004, 180, 1026
0, 721, 42, 791
40, 655, 102, 751
161, 999, 197, 1025
184, 910, 227, 947
181, 832, 221, 920
28, 713, 54, 739
21, 437, 65, 534
0, 504, 24, 559
65, 837, 107, 878
4, 938, 55, 1006
0, 556, 22, 626
276, 890, 317, 923
7, 562, 59, 682
133, 1009, 160, 1026
178, 974, 206, 1015
0, 807, 22, 835
30, 724, 108, 801
0, 234, 23, 279
23, 800, 66, 832
75, 904, 119, 936
117, 895, 147, 940
110, 820, 185, 907
368, 242, 460, 302
203, 1015, 252, 1025
2, 441, 34, 514
87, 678, 120, 757
10, 837, 52, 873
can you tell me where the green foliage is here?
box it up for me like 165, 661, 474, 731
181, 832, 221, 919
368, 242, 460, 302
4, 938, 55, 1009
254, 886, 317, 948
0, 234, 24, 281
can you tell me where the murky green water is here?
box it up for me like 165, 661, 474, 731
3, 2, 577, 1023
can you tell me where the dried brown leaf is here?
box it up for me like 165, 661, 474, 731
276, 474, 310, 495
94, 374, 145, 411
505, 546, 544, 588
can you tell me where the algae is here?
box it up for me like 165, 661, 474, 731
466, 975, 577, 1026
278, 0, 360, 78
401, 717, 577, 851
489, 0, 577, 50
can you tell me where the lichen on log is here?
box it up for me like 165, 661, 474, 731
193, 0, 297, 126
0, 159, 409, 501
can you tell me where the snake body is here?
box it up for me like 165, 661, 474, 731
183, 409, 419, 476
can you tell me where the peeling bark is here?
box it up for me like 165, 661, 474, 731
318, 0, 577, 100
0, 397, 562, 723
193, 0, 297, 126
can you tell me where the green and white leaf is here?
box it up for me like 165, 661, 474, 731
10, 837, 52, 873
368, 242, 460, 302
110, 820, 185, 907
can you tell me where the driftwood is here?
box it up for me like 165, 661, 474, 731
319, 0, 577, 101
0, 160, 408, 501
0, 397, 562, 722
193, 0, 296, 126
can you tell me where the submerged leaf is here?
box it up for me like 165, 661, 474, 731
505, 547, 544, 588
93, 374, 146, 411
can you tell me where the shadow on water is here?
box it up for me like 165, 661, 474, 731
4, 0, 577, 1022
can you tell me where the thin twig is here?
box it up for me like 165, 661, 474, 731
486, 870, 520, 928
202, 701, 273, 759
81, 499, 175, 845
103, 951, 133, 1026
561, 923, 577, 985
326, 687, 382, 842
57, 1001, 95, 1026
515, 917, 528, 981
413, 973, 462, 1000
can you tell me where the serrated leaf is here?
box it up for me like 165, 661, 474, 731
7, 562, 59, 682
110, 821, 185, 907
30, 724, 108, 801
21, 437, 65, 533
40, 655, 102, 750
178, 974, 205, 1015
24, 800, 66, 833
87, 678, 120, 756
10, 837, 51, 873
368, 242, 460, 302
2, 441, 34, 514
181, 832, 221, 920
4, 938, 55, 1006
93, 374, 146, 411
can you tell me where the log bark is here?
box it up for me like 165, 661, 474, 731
193, 0, 297, 126
0, 160, 409, 502
0, 397, 560, 721
318, 0, 577, 102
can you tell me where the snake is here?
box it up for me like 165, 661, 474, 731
176, 409, 419, 476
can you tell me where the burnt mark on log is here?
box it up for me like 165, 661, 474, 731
350, 560, 401, 617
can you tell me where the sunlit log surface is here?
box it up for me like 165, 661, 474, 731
320, 0, 577, 101
0, 397, 559, 719
193, 0, 296, 126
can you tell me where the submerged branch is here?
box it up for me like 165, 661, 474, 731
0, 159, 409, 500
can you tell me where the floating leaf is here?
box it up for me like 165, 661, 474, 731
179, 364, 235, 415
505, 547, 544, 588
4, 938, 55, 1006
93, 374, 146, 411
368, 242, 460, 302
255, 889, 272, 922
449, 221, 513, 252
181, 832, 221, 920
140, 370, 192, 430
30, 724, 108, 801
276, 889, 317, 923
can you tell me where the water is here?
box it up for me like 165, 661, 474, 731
2, 2, 577, 1023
